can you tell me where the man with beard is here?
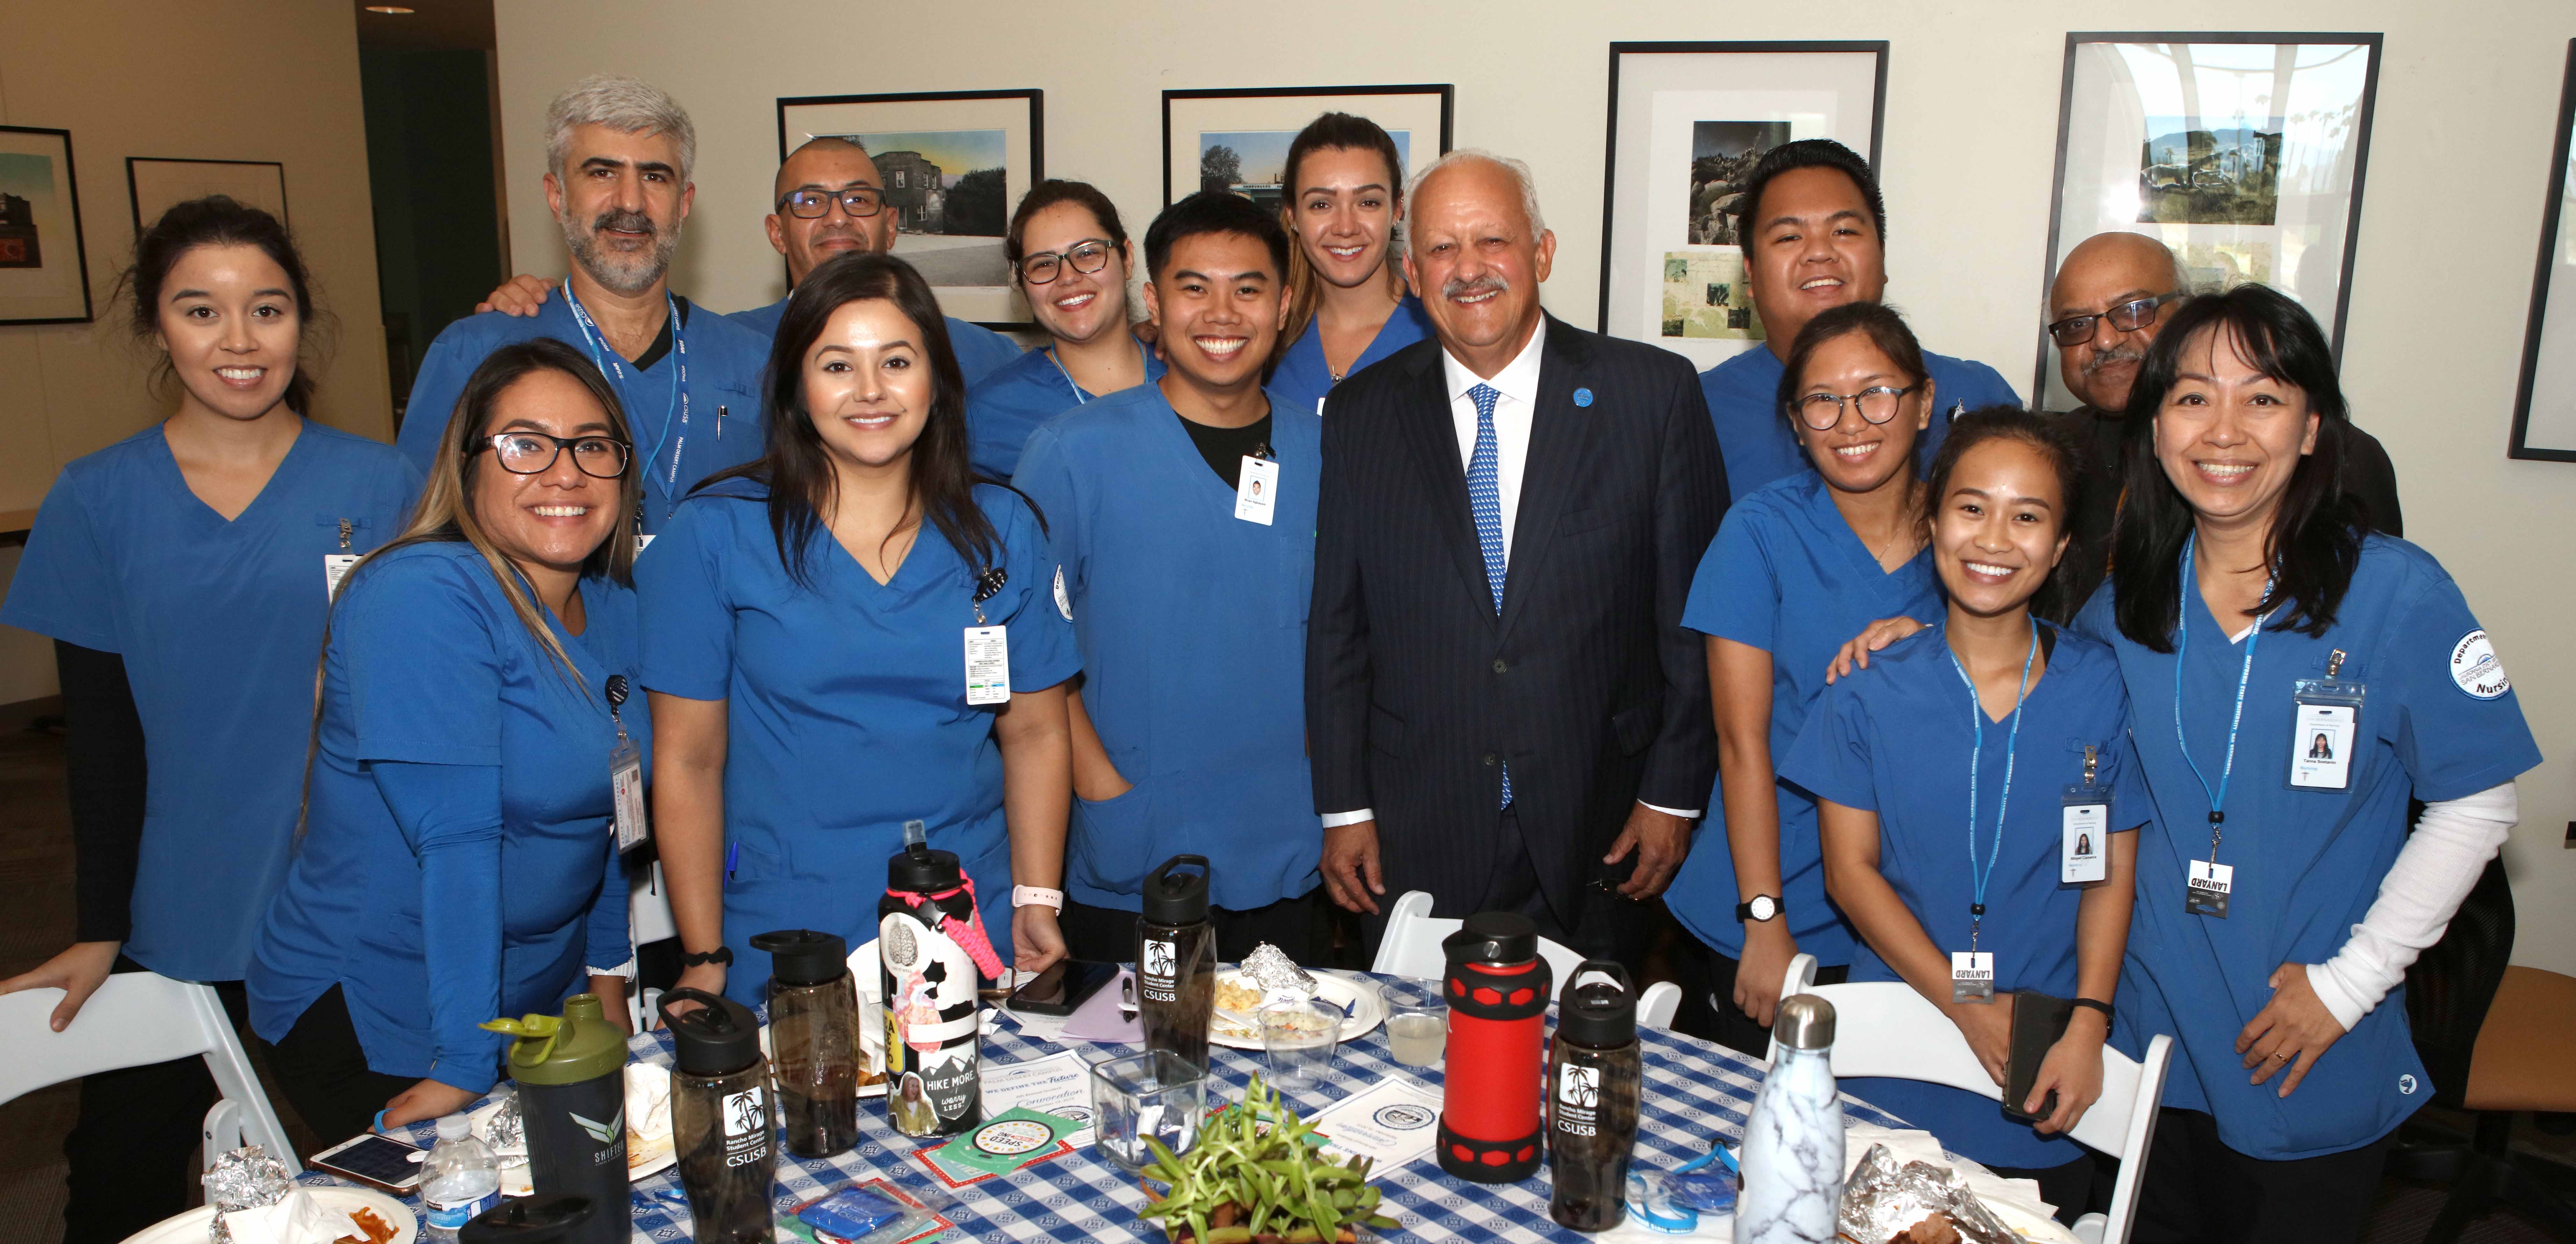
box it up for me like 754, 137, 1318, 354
396, 74, 771, 539
2044, 231, 2402, 607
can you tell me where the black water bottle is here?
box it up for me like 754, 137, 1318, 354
1546, 961, 1643, 1232
749, 929, 860, 1157
1136, 855, 1215, 1072
459, 1196, 594, 1244
661, 988, 773, 1244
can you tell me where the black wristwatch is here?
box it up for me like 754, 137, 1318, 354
1735, 895, 1781, 923
680, 946, 734, 967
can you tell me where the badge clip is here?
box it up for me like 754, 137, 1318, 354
2290, 651, 2366, 792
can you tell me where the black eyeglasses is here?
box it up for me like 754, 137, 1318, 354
1018, 239, 1113, 285
1794, 382, 1921, 431
778, 186, 887, 219
2047, 291, 2182, 347
477, 432, 631, 478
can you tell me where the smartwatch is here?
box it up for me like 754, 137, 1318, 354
1013, 885, 1066, 912
1735, 895, 1781, 923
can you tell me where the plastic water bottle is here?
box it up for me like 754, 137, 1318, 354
421, 1113, 504, 1241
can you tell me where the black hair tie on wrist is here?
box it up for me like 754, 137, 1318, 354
2072, 997, 2114, 1022
680, 946, 733, 967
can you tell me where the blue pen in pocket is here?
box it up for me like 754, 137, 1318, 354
726, 841, 739, 883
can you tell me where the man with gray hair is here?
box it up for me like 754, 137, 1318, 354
397, 72, 772, 538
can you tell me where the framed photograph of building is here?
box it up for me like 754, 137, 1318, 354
1161, 85, 1453, 209
127, 157, 289, 236
1597, 42, 1887, 371
0, 125, 93, 326
2511, 40, 2576, 461
777, 89, 1043, 328
2033, 33, 2382, 409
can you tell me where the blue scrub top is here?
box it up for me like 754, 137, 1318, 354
1698, 345, 2021, 503
1269, 295, 1436, 418
966, 335, 1166, 480
1782, 621, 2147, 1169
636, 479, 1080, 1005
1666, 474, 1942, 966
0, 423, 420, 981
2077, 536, 2542, 1160
248, 543, 643, 1093
727, 297, 1024, 387
1012, 383, 1322, 913
397, 298, 771, 533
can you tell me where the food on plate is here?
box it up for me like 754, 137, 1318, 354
1240, 942, 1318, 998
1882, 1212, 1964, 1244
336, 1207, 398, 1244
1214, 976, 1267, 1016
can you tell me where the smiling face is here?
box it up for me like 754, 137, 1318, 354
1402, 158, 1555, 368
154, 243, 302, 422
1793, 330, 1931, 497
471, 368, 624, 577
544, 123, 693, 296
2051, 232, 2181, 412
2151, 324, 2320, 532
1745, 166, 1888, 353
804, 297, 937, 474
1290, 145, 1402, 289
1931, 436, 2071, 619
1143, 230, 1286, 393
769, 141, 897, 285
1018, 199, 1132, 347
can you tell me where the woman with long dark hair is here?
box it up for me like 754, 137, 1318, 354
1265, 112, 1435, 416
963, 179, 1163, 479
641, 252, 1077, 1006
0, 197, 417, 1241
2080, 285, 2537, 1242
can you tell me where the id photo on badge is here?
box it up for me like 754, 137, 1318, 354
2289, 703, 2355, 790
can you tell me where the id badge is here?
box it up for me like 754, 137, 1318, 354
1234, 456, 1279, 525
1951, 952, 1995, 1003
964, 625, 1011, 705
324, 554, 360, 600
2289, 677, 2364, 791
610, 739, 648, 853
2186, 859, 2234, 918
2061, 784, 2109, 885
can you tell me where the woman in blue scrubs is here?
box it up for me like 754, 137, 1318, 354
964, 181, 1161, 479
0, 198, 418, 1241
644, 252, 1078, 1006
2080, 286, 2539, 1243
250, 337, 645, 1140
1664, 302, 1944, 1056
1791, 411, 2144, 1220
1266, 112, 1435, 417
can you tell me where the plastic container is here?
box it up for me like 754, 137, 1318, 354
661, 987, 774, 1243
421, 1113, 503, 1242
481, 995, 629, 1244
750, 928, 861, 1157
1547, 961, 1643, 1231
1135, 855, 1215, 1073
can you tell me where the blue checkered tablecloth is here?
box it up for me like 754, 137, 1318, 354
313, 973, 1907, 1243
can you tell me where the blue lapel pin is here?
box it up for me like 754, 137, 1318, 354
1573, 387, 1594, 408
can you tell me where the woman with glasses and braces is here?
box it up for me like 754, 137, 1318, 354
251, 338, 649, 1139
963, 180, 1162, 479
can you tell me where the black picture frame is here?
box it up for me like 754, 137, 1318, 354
125, 156, 290, 237
2033, 33, 2383, 405
1160, 84, 1455, 206
2509, 40, 2576, 463
0, 123, 94, 327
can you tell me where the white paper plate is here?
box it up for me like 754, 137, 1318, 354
1209, 969, 1386, 1050
121, 1186, 416, 1244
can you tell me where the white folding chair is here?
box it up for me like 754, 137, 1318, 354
1368, 889, 1685, 1031
0, 971, 303, 1175
1772, 953, 2169, 1244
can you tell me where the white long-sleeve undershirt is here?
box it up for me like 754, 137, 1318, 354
2304, 782, 2519, 1031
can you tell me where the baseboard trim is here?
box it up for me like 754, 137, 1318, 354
1, 695, 62, 733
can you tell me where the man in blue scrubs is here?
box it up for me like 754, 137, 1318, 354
397, 75, 771, 538
1699, 140, 2019, 498
1014, 192, 1324, 962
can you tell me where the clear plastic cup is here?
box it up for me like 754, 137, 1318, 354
1087, 1050, 1208, 1171
1378, 980, 1448, 1069
1259, 999, 1342, 1089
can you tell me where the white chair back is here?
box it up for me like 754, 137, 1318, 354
1770, 953, 2169, 1244
1368, 890, 1684, 1031
0, 972, 303, 1175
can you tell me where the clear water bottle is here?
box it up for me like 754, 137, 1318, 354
421, 1113, 504, 1241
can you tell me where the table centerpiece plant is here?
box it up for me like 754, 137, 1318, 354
1138, 1075, 1404, 1243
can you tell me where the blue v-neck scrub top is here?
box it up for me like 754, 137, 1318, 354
249, 543, 644, 1094
2078, 536, 2542, 1161
1781, 621, 2147, 1170
1269, 295, 1436, 418
0, 423, 420, 982
636, 480, 1080, 1005
1698, 345, 2020, 504
1012, 384, 1323, 913
1665, 474, 1943, 966
965, 336, 1166, 480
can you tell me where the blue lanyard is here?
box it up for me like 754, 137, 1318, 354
1043, 335, 1147, 406
563, 280, 687, 512
1945, 615, 2037, 951
2172, 535, 2270, 863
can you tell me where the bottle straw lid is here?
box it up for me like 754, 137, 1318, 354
749, 929, 851, 988
1141, 854, 1211, 924
1555, 959, 1637, 1046
480, 994, 628, 1085
660, 987, 762, 1076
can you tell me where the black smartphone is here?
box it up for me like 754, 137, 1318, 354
2002, 993, 2077, 1123
1007, 958, 1120, 1017
309, 1132, 427, 1195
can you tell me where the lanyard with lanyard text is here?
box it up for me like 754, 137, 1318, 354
2172, 535, 2271, 918
1944, 615, 2036, 1002
563, 279, 689, 519
1043, 335, 1150, 407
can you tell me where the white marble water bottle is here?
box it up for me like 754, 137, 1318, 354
1735, 994, 1843, 1244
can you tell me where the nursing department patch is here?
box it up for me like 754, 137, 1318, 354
2449, 630, 2510, 699
1054, 565, 1072, 620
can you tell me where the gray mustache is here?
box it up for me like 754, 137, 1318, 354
591, 210, 657, 238
1442, 275, 1510, 300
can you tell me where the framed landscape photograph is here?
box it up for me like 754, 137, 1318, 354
127, 157, 288, 236
0, 125, 93, 325
2510, 40, 2576, 462
1161, 85, 1453, 209
2033, 33, 2382, 409
777, 89, 1043, 328
1597, 41, 1887, 371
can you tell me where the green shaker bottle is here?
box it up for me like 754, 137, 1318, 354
483, 995, 629, 1244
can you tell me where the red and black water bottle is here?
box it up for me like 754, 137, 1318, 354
1437, 911, 1552, 1183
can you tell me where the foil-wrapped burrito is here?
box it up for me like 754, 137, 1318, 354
1240, 942, 1318, 1000
1835, 1142, 2026, 1244
202, 1146, 295, 1244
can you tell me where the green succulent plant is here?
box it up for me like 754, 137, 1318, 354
1137, 1075, 1405, 1244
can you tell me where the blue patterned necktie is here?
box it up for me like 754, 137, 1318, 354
1467, 383, 1512, 808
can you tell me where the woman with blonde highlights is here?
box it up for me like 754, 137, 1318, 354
1266, 112, 1435, 416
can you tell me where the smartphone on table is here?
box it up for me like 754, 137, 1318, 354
309, 1132, 427, 1195
1006, 958, 1120, 1017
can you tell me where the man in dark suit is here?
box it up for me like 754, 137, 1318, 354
1306, 150, 1727, 961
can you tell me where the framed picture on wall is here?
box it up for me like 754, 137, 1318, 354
777, 89, 1043, 328
2033, 33, 2382, 409
1161, 85, 1453, 208
127, 157, 289, 236
1596, 41, 1888, 371
2510, 40, 2576, 461
0, 125, 93, 326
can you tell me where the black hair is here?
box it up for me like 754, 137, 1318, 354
1731, 139, 1887, 249
1144, 190, 1292, 284
2109, 284, 2364, 650
1005, 179, 1133, 271
119, 195, 328, 415
1774, 301, 1930, 435
1921, 407, 2087, 624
